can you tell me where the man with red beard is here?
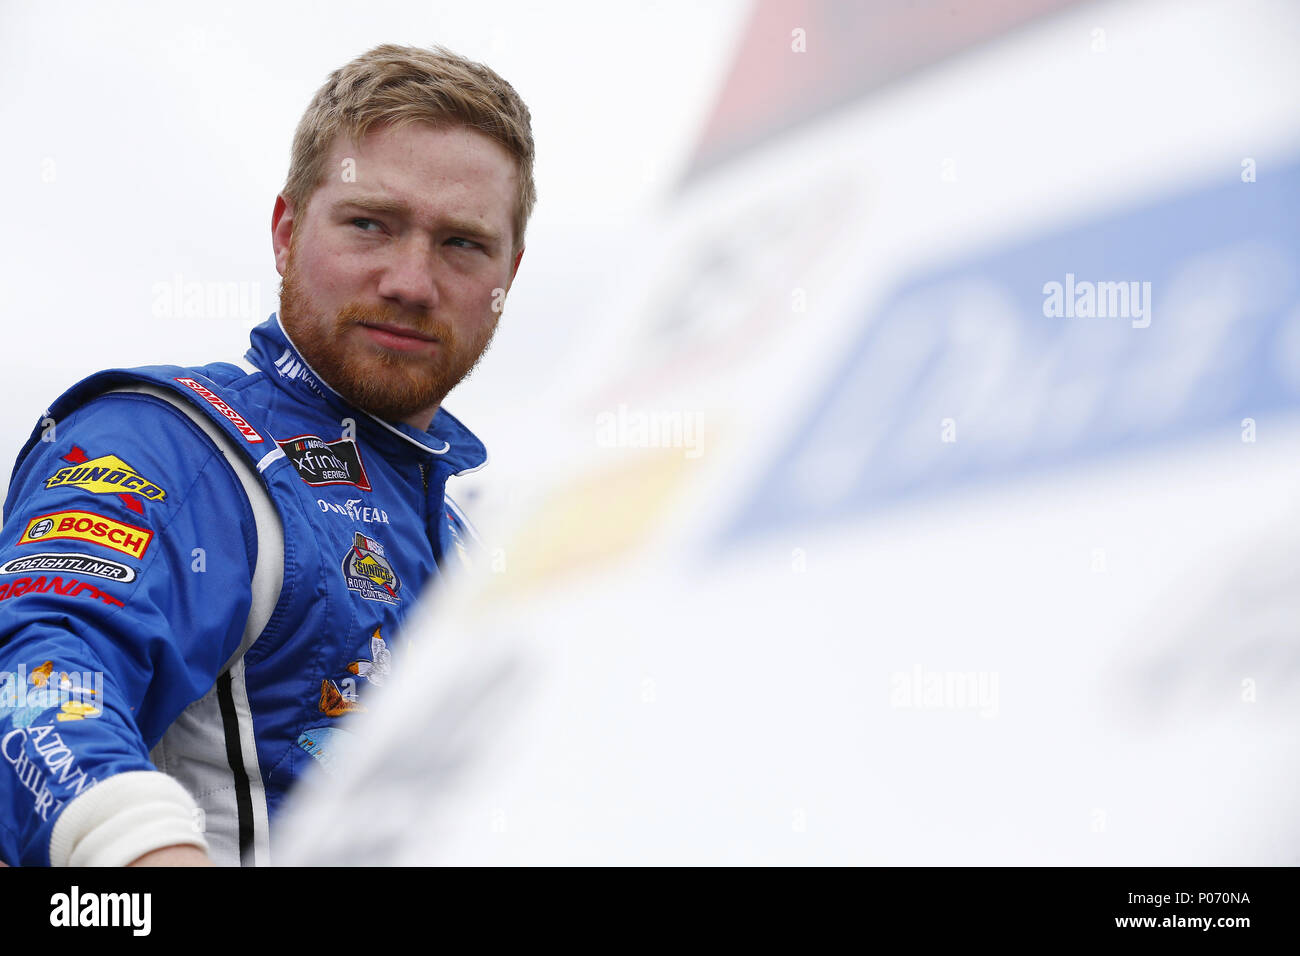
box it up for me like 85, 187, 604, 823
274, 117, 525, 432
0, 45, 533, 867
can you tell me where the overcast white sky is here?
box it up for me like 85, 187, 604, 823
0, 0, 749, 459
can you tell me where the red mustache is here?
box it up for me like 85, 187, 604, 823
336, 303, 454, 347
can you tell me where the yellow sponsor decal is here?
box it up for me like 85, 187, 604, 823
484, 448, 693, 598
44, 455, 166, 501
58, 701, 101, 722
17, 510, 153, 559
354, 554, 394, 587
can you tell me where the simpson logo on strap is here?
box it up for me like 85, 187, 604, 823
174, 378, 264, 443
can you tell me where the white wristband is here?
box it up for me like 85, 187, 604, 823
49, 770, 209, 867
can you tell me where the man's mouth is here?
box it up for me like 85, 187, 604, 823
357, 321, 441, 352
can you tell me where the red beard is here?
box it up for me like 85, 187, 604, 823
277, 249, 498, 426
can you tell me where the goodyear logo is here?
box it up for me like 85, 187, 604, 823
17, 510, 153, 559
45, 455, 166, 502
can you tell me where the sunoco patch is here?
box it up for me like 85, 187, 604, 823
340, 531, 400, 604
44, 448, 166, 502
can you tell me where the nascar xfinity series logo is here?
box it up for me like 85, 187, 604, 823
278, 434, 371, 491
340, 532, 401, 604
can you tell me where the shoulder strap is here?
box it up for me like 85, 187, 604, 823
105, 384, 284, 669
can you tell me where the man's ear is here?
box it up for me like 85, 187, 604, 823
271, 195, 296, 277
507, 245, 525, 290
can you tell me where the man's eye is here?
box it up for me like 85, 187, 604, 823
351, 218, 382, 232
447, 237, 480, 249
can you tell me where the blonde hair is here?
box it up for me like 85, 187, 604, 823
284, 43, 536, 253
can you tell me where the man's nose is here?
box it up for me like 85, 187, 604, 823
376, 237, 439, 313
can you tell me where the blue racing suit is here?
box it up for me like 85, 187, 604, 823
0, 314, 485, 866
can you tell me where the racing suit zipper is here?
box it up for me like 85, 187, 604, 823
419, 460, 445, 567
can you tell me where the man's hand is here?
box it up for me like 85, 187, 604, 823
127, 845, 214, 867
